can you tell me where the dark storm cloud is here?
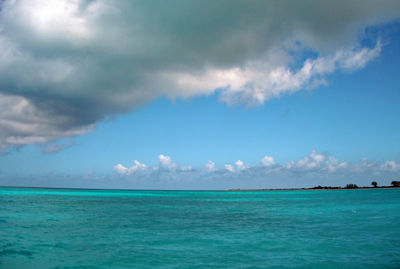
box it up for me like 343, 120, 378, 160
0, 0, 399, 150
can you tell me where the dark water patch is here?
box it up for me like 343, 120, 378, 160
0, 248, 33, 257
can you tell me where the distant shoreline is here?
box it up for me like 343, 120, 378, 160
226, 186, 399, 191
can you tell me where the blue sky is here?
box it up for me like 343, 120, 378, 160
0, 1, 399, 189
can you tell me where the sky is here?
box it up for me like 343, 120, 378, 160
0, 0, 399, 189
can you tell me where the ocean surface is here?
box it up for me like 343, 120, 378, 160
1, 187, 399, 269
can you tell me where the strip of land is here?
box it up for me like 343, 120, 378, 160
227, 186, 399, 191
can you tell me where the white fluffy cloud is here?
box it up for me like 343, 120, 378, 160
224, 160, 248, 172
380, 160, 400, 172
0, 0, 399, 150
261, 155, 275, 167
287, 149, 327, 170
113, 160, 147, 175
158, 154, 176, 170
224, 164, 235, 173
235, 160, 247, 171
205, 160, 216, 172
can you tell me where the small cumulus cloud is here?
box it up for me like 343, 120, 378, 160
235, 160, 247, 171
287, 149, 326, 170
224, 164, 235, 173
380, 160, 400, 171
113, 164, 129, 175
261, 155, 275, 167
158, 154, 176, 170
205, 160, 216, 172
114, 160, 147, 175
224, 160, 248, 172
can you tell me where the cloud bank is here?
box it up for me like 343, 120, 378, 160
112, 151, 400, 189
0, 0, 400, 150
1, 151, 399, 190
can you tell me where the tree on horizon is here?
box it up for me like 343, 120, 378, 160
371, 181, 378, 187
345, 184, 358, 189
391, 181, 400, 187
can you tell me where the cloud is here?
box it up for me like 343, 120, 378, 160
287, 149, 327, 170
113, 164, 129, 175
110, 151, 400, 189
224, 160, 248, 172
224, 164, 235, 172
42, 141, 75, 154
158, 154, 176, 170
235, 160, 247, 171
380, 160, 400, 171
205, 160, 216, 172
114, 150, 400, 177
113, 160, 147, 175
261, 155, 275, 167
175, 42, 382, 105
0, 0, 399, 149
0, 93, 94, 151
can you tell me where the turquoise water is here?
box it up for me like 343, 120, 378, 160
1, 187, 399, 268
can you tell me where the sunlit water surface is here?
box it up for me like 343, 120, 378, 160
1, 187, 399, 268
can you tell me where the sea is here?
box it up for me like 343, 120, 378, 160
1, 187, 399, 268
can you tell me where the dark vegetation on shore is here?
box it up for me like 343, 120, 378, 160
227, 181, 400, 191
